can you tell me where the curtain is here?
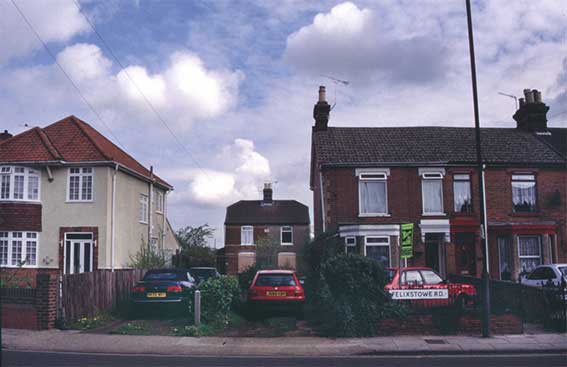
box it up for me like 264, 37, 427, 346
498, 237, 511, 280
423, 180, 443, 213
453, 181, 471, 212
366, 245, 389, 268
512, 182, 536, 211
519, 236, 541, 275
360, 181, 386, 213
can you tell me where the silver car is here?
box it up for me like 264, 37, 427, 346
522, 264, 567, 288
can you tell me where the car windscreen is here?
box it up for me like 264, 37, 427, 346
559, 267, 567, 278
420, 270, 443, 285
143, 272, 185, 281
255, 274, 296, 287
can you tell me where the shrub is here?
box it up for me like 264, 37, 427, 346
237, 264, 261, 293
309, 255, 401, 337
128, 239, 168, 269
199, 276, 239, 324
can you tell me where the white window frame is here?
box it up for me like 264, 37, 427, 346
518, 235, 542, 274
139, 194, 149, 224
364, 236, 391, 267
0, 166, 41, 202
241, 225, 254, 245
511, 174, 537, 212
281, 226, 293, 246
156, 190, 164, 213
67, 167, 94, 202
357, 169, 390, 217
420, 170, 445, 216
345, 236, 356, 254
0, 231, 39, 268
63, 232, 94, 274
453, 174, 472, 213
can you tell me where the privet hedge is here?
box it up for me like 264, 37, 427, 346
199, 276, 239, 324
309, 255, 400, 337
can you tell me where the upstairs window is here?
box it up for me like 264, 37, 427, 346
421, 171, 444, 214
512, 174, 536, 212
156, 191, 164, 213
453, 174, 472, 213
68, 167, 93, 201
358, 172, 388, 215
0, 166, 40, 201
241, 226, 253, 245
139, 194, 148, 223
281, 226, 293, 245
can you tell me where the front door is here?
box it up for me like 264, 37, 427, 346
425, 233, 445, 276
64, 233, 93, 274
455, 232, 476, 276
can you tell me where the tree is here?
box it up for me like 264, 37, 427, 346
129, 238, 167, 269
255, 237, 280, 269
175, 225, 216, 267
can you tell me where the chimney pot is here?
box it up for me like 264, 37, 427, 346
262, 182, 273, 205
534, 90, 542, 103
0, 129, 12, 142
318, 86, 326, 103
313, 85, 331, 131
514, 88, 549, 131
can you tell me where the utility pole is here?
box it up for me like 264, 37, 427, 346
465, 0, 491, 337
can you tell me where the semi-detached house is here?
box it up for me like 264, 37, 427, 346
0, 115, 179, 282
310, 87, 566, 281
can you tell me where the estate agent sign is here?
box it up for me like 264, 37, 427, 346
400, 223, 414, 259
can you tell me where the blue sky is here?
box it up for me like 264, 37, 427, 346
1, 0, 566, 246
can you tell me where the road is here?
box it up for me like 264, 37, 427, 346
2, 351, 566, 367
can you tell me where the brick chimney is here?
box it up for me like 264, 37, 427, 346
513, 89, 549, 131
313, 86, 331, 131
262, 182, 273, 205
0, 130, 12, 142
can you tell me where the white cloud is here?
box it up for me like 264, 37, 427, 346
0, 0, 90, 63
117, 65, 166, 107
56, 43, 112, 81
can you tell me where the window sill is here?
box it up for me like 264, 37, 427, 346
509, 212, 540, 217
281, 243, 294, 246
421, 213, 447, 217
358, 213, 391, 218
0, 264, 38, 268
240, 243, 255, 246
66, 200, 94, 203
0, 199, 41, 204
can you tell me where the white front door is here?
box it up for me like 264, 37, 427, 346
64, 233, 93, 274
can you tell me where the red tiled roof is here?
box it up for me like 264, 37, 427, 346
0, 115, 171, 188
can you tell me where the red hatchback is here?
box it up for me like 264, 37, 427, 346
385, 267, 476, 309
248, 270, 305, 314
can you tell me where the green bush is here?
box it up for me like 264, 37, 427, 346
199, 276, 239, 324
237, 264, 261, 293
309, 255, 401, 337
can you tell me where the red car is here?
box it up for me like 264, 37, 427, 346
385, 267, 476, 309
248, 270, 305, 314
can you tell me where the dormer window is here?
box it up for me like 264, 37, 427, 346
0, 166, 40, 202
357, 169, 389, 216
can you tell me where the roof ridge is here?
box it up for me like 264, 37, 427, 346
35, 127, 63, 160
70, 116, 112, 161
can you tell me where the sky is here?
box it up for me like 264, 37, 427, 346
1, 0, 566, 247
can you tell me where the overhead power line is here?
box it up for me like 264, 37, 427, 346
72, 0, 212, 182
10, 0, 126, 149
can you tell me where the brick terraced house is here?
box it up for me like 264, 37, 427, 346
310, 87, 566, 281
0, 115, 179, 281
223, 183, 310, 275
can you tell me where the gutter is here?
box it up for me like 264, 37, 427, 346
320, 161, 566, 169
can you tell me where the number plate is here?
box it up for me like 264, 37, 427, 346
266, 291, 286, 296
147, 292, 166, 298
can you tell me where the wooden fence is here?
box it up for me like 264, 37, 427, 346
61, 269, 145, 322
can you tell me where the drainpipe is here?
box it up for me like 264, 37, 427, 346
319, 170, 326, 232
148, 166, 154, 252
111, 164, 118, 272
163, 190, 167, 249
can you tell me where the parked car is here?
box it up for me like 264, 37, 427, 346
130, 269, 196, 315
385, 267, 477, 310
522, 264, 567, 288
189, 267, 221, 285
247, 270, 305, 315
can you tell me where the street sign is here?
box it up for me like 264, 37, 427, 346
400, 223, 414, 259
389, 288, 449, 300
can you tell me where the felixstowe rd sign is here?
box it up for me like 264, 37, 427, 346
389, 289, 449, 300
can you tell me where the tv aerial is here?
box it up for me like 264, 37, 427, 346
320, 75, 350, 110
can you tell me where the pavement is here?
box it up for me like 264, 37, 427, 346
2, 328, 566, 356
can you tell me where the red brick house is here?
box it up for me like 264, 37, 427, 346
223, 184, 310, 275
310, 87, 566, 281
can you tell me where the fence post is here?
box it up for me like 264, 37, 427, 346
194, 290, 201, 327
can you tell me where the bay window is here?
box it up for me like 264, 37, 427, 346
68, 167, 93, 201
512, 174, 536, 212
345, 236, 357, 255
358, 170, 389, 216
0, 166, 40, 201
0, 231, 39, 267
518, 235, 542, 275
364, 236, 390, 268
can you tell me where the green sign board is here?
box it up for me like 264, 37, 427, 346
400, 223, 414, 259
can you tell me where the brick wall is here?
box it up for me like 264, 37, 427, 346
1, 273, 58, 330
0, 202, 42, 231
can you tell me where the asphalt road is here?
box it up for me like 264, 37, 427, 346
2, 351, 566, 367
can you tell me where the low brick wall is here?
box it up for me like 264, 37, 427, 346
377, 312, 523, 336
1, 273, 57, 330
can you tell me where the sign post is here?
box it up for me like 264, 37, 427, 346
400, 223, 414, 266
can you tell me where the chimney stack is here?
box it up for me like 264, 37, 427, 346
262, 182, 273, 205
513, 89, 549, 131
0, 130, 12, 142
313, 86, 331, 131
